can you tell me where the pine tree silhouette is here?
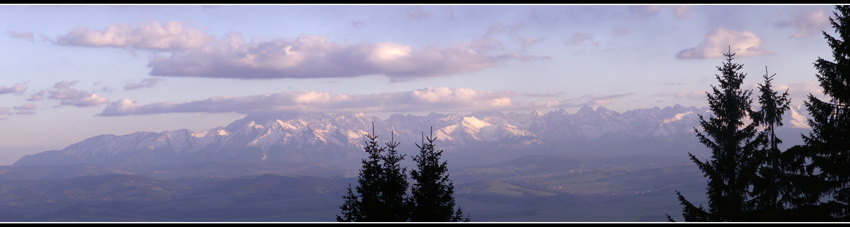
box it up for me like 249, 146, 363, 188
338, 125, 468, 222
379, 131, 410, 222
337, 123, 385, 222
409, 128, 469, 222
802, 5, 850, 221
672, 47, 760, 222
750, 66, 791, 220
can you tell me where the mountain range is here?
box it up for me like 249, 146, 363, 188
13, 104, 813, 169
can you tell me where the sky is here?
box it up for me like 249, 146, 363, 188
0, 4, 838, 165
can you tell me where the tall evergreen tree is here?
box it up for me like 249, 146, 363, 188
409, 128, 469, 222
379, 132, 410, 222
750, 66, 791, 220
674, 48, 760, 222
803, 5, 850, 220
337, 123, 386, 222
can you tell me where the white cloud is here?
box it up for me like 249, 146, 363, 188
0, 83, 27, 95
147, 33, 528, 82
676, 28, 774, 59
775, 7, 831, 38
98, 87, 556, 116
51, 20, 546, 82
0, 107, 9, 115
55, 21, 213, 50
124, 78, 162, 91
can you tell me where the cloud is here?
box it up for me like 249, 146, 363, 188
473, 21, 546, 50
55, 21, 214, 50
522, 92, 564, 98
7, 31, 34, 41
651, 90, 706, 103
629, 5, 694, 20
676, 28, 774, 59
124, 78, 162, 91
670, 6, 695, 20
585, 92, 635, 105
13, 103, 37, 115
0, 107, 8, 115
147, 33, 530, 82
566, 33, 598, 47
51, 20, 546, 82
549, 93, 637, 109
773, 80, 824, 101
775, 7, 831, 38
98, 87, 563, 116
52, 80, 79, 89
28, 90, 46, 101
673, 91, 707, 101
630, 5, 663, 17
0, 83, 27, 95
45, 80, 109, 107
521, 37, 544, 48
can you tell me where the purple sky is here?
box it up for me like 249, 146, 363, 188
0, 4, 836, 164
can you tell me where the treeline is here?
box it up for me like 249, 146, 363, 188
670, 5, 850, 222
337, 125, 469, 222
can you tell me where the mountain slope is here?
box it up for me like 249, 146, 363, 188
14, 105, 811, 167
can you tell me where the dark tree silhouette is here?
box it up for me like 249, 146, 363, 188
337, 123, 386, 222
339, 125, 467, 222
802, 5, 850, 220
378, 132, 410, 222
673, 48, 760, 222
750, 66, 791, 220
409, 128, 469, 222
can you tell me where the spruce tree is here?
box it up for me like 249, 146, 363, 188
337, 123, 386, 222
379, 132, 410, 222
409, 128, 469, 222
337, 185, 361, 222
750, 66, 791, 220
674, 48, 760, 222
803, 5, 850, 220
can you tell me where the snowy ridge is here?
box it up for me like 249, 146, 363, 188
14, 105, 813, 166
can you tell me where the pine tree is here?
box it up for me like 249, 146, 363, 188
336, 184, 361, 222
337, 123, 386, 222
803, 5, 850, 220
379, 132, 410, 222
674, 48, 760, 222
409, 128, 469, 222
750, 66, 791, 220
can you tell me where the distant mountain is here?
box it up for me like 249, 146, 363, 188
14, 105, 812, 168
